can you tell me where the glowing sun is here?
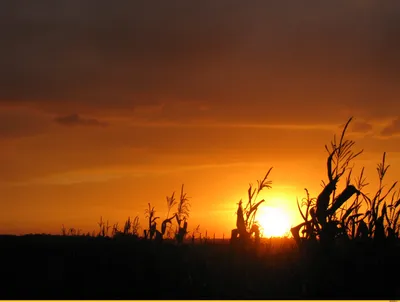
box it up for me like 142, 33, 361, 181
257, 206, 291, 238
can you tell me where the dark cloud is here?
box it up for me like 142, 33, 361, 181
54, 114, 108, 127
0, 1, 400, 124
381, 118, 400, 136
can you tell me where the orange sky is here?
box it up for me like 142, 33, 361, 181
1, 1, 400, 236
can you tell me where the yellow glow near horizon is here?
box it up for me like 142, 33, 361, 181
257, 206, 291, 238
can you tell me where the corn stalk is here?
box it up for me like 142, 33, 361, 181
292, 118, 363, 247
232, 168, 273, 245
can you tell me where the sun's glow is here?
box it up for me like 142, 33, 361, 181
257, 206, 291, 238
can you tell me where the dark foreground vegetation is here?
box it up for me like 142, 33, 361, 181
1, 234, 399, 299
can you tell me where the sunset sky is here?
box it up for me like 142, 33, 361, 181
1, 1, 400, 237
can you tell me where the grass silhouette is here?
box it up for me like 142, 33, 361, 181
1, 117, 400, 299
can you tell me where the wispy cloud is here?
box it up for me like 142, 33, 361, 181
54, 114, 108, 127
11, 161, 268, 186
123, 119, 337, 131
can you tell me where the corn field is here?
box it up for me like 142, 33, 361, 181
5, 117, 399, 299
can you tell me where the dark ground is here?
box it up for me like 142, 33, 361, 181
0, 234, 399, 299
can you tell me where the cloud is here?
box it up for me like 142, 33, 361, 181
381, 118, 400, 136
54, 114, 108, 127
15, 161, 263, 186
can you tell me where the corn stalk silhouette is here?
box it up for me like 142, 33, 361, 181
161, 190, 178, 239
174, 184, 190, 244
291, 118, 363, 246
360, 152, 400, 242
292, 118, 400, 247
144, 203, 159, 240
232, 168, 273, 245
97, 216, 111, 237
111, 215, 141, 237
139, 185, 191, 243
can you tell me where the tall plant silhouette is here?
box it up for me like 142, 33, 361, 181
144, 203, 159, 240
161, 191, 178, 239
174, 184, 190, 244
232, 168, 273, 245
292, 118, 363, 246
359, 152, 400, 241
115, 215, 141, 237
97, 216, 111, 237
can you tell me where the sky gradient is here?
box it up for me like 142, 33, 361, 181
1, 1, 400, 236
